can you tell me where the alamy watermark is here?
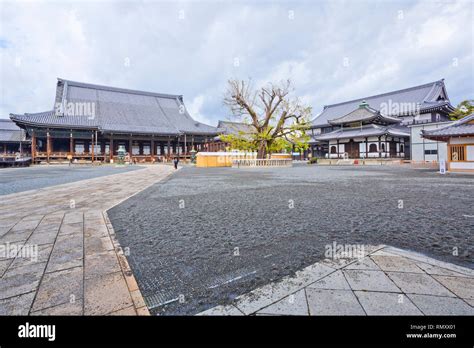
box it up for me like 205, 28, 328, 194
325, 242, 365, 259
0, 242, 38, 262
55, 101, 96, 119
379, 99, 420, 116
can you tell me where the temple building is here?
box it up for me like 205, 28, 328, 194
314, 101, 409, 159
0, 119, 30, 159
422, 113, 474, 172
206, 120, 255, 152
10, 79, 218, 164
310, 79, 455, 160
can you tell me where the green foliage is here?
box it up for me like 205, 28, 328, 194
449, 100, 474, 120
219, 133, 257, 151
308, 157, 318, 164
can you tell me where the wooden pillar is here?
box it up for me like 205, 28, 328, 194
69, 131, 74, 156
151, 138, 155, 160
91, 132, 94, 162
378, 136, 382, 158
167, 138, 171, 158
110, 135, 114, 163
46, 130, 51, 164
129, 137, 133, 160
184, 133, 187, 156
31, 130, 36, 162
336, 139, 339, 158
365, 137, 368, 158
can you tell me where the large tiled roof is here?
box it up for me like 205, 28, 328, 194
0, 119, 28, 142
217, 120, 254, 135
312, 80, 454, 127
328, 104, 401, 126
10, 79, 218, 136
422, 113, 474, 139
314, 124, 410, 141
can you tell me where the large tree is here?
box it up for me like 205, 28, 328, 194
223, 79, 312, 159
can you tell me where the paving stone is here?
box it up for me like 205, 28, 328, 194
85, 250, 121, 280
354, 291, 422, 315
407, 294, 474, 315
0, 292, 36, 315
0, 259, 12, 276
58, 222, 83, 236
31, 266, 83, 312
46, 233, 83, 273
85, 271, 133, 315
464, 298, 474, 307
130, 289, 146, 309
384, 247, 474, 277
416, 262, 471, 277
234, 278, 303, 315
31, 299, 83, 315
387, 272, 455, 297
306, 289, 365, 315
197, 305, 243, 316
292, 262, 335, 286
343, 270, 400, 292
136, 306, 150, 315
307, 270, 350, 290
371, 255, 423, 273
110, 306, 137, 315
0, 262, 46, 299
9, 244, 53, 269
63, 211, 84, 224
344, 257, 380, 271
84, 236, 114, 255
320, 257, 359, 270
257, 290, 308, 315
234, 263, 333, 315
0, 229, 34, 243
27, 229, 58, 246
432, 275, 474, 299
10, 219, 42, 232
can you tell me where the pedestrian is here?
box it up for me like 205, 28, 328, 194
173, 156, 179, 169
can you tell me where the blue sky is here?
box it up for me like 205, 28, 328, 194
0, 0, 472, 125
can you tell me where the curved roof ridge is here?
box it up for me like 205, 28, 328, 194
322, 80, 444, 109
57, 78, 182, 100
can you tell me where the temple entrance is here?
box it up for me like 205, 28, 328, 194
345, 139, 359, 158
390, 142, 397, 157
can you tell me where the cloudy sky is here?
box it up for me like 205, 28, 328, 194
0, 0, 472, 125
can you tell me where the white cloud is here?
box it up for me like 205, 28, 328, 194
0, 0, 472, 124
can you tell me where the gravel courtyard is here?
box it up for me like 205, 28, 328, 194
0, 165, 142, 195
108, 165, 474, 315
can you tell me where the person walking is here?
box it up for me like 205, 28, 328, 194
173, 156, 179, 170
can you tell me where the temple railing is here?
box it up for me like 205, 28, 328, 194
232, 159, 293, 167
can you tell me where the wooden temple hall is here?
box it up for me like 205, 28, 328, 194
9, 79, 219, 163
314, 101, 410, 159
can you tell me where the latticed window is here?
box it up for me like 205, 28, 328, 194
450, 145, 465, 162
369, 144, 377, 153
330, 146, 337, 154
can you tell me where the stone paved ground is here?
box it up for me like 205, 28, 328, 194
0, 164, 174, 315
0, 164, 141, 196
108, 165, 473, 315
197, 245, 474, 316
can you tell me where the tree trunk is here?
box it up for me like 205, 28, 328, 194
257, 141, 267, 159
